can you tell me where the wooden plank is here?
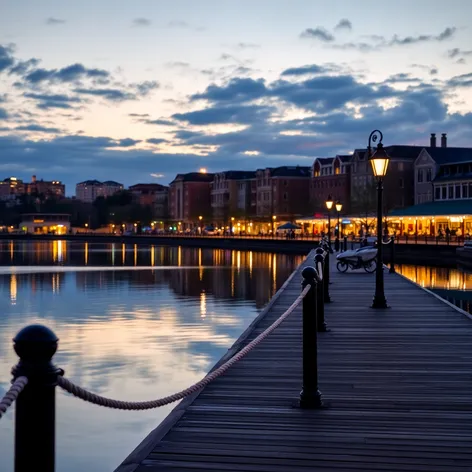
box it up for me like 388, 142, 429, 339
116, 251, 472, 472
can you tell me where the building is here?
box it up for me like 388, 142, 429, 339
19, 213, 70, 234
256, 166, 311, 224
25, 175, 65, 198
75, 180, 124, 203
310, 155, 352, 213
128, 183, 169, 219
0, 177, 25, 202
210, 171, 256, 226
168, 172, 215, 227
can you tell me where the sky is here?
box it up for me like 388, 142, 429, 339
1, 0, 472, 193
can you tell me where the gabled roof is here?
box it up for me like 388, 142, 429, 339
426, 147, 472, 165
77, 180, 102, 186
129, 183, 168, 190
215, 170, 256, 180
314, 157, 334, 166
170, 172, 215, 184
271, 166, 311, 177
336, 154, 353, 163
103, 180, 123, 186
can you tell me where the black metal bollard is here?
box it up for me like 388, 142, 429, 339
314, 253, 328, 331
12, 325, 63, 472
389, 237, 396, 274
343, 236, 347, 252
299, 267, 322, 408
322, 247, 332, 303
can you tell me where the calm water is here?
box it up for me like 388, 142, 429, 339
0, 241, 303, 472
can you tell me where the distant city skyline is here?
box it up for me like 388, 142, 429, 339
1, 0, 472, 190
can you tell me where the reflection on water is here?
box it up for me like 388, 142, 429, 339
396, 264, 472, 314
0, 241, 304, 472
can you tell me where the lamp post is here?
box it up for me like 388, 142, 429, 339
367, 129, 390, 309
272, 215, 277, 238
198, 215, 203, 235
335, 201, 342, 251
325, 195, 333, 251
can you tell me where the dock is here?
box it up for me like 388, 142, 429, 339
117, 251, 472, 472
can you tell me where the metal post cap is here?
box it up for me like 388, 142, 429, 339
302, 266, 317, 280
315, 247, 324, 255
13, 325, 59, 362
314, 253, 324, 263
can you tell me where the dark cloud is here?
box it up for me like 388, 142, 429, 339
410, 64, 439, 75
0, 108, 8, 119
9, 58, 40, 76
24, 92, 82, 110
447, 48, 472, 59
143, 118, 175, 126
45, 17, 66, 25
133, 18, 151, 27
335, 19, 352, 31
146, 138, 167, 144
300, 27, 335, 42
128, 113, 150, 118
172, 104, 274, 125
74, 88, 135, 101
281, 64, 332, 76
114, 138, 141, 147
390, 27, 456, 46
24, 63, 109, 84
15, 124, 61, 133
448, 72, 472, 88
135, 80, 159, 95
384, 73, 420, 84
0, 45, 15, 72
191, 77, 266, 102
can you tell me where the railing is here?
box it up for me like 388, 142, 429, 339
0, 247, 333, 471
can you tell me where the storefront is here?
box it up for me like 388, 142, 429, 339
20, 213, 71, 235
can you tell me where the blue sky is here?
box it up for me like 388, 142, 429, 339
1, 0, 472, 192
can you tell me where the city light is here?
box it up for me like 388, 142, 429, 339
199, 167, 207, 173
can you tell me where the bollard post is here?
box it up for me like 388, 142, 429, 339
299, 267, 322, 408
389, 237, 396, 274
343, 236, 347, 252
322, 247, 332, 303
12, 325, 63, 472
314, 253, 328, 331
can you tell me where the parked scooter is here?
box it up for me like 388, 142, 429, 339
336, 246, 377, 273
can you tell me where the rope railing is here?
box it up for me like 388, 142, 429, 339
0, 376, 28, 420
56, 285, 311, 410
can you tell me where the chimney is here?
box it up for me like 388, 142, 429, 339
441, 133, 447, 148
430, 133, 436, 148
31, 175, 36, 183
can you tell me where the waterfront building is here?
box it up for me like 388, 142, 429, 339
128, 183, 169, 219
168, 172, 214, 228
19, 213, 70, 234
0, 177, 25, 202
75, 180, 124, 202
310, 155, 352, 213
210, 171, 256, 229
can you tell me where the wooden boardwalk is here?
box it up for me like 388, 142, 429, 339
117, 252, 472, 472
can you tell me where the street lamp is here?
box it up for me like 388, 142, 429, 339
325, 195, 333, 251
368, 129, 390, 309
198, 215, 203, 235
272, 215, 277, 237
335, 201, 342, 251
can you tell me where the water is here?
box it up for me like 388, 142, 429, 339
0, 240, 304, 472
395, 264, 472, 314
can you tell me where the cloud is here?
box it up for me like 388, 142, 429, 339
114, 138, 141, 147
147, 138, 167, 144
24, 63, 109, 84
335, 19, 352, 31
0, 45, 15, 72
45, 17, 66, 25
172, 104, 274, 125
390, 27, 456, 46
448, 72, 472, 88
135, 80, 159, 95
300, 27, 335, 42
0, 108, 8, 119
24, 92, 82, 110
191, 77, 267, 102
447, 48, 472, 59
143, 118, 175, 126
133, 18, 151, 27
74, 88, 135, 101
9, 58, 40, 75
281, 64, 333, 76
15, 124, 61, 133
129, 113, 150, 118
236, 42, 260, 49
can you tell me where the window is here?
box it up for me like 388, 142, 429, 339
417, 169, 424, 183
398, 162, 404, 171
283, 192, 288, 201
448, 186, 454, 199
426, 168, 432, 182
442, 186, 447, 199
435, 187, 441, 200
455, 185, 461, 199
335, 167, 340, 175
463, 184, 468, 199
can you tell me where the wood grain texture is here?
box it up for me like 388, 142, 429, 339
117, 253, 472, 472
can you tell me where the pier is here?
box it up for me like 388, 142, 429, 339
116, 251, 472, 472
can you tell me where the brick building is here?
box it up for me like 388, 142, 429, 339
128, 183, 169, 219
26, 175, 65, 199
310, 155, 352, 213
210, 171, 256, 226
75, 180, 123, 203
168, 172, 214, 228
0, 177, 25, 202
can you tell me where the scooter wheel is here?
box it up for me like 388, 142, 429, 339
364, 260, 377, 273
336, 261, 349, 273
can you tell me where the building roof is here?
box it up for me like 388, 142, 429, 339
215, 170, 256, 180
76, 180, 102, 186
170, 172, 215, 184
271, 166, 311, 177
314, 157, 334, 166
433, 173, 472, 183
336, 154, 353, 163
426, 147, 472, 165
389, 200, 472, 217
102, 180, 123, 186
129, 183, 168, 190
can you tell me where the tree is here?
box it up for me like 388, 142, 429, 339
351, 180, 377, 234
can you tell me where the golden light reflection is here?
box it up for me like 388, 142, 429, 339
200, 291, 207, 318
396, 265, 471, 291
52, 240, 58, 263
272, 254, 277, 293
151, 245, 155, 267
57, 240, 64, 263
84, 242, 89, 265
10, 273, 17, 305
236, 251, 241, 272
9, 241, 14, 261
134, 244, 138, 266
198, 248, 203, 281
178, 246, 182, 267
122, 243, 126, 265
111, 243, 116, 266
249, 251, 253, 278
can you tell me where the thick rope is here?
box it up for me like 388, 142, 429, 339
0, 377, 28, 420
317, 261, 323, 281
58, 285, 312, 410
